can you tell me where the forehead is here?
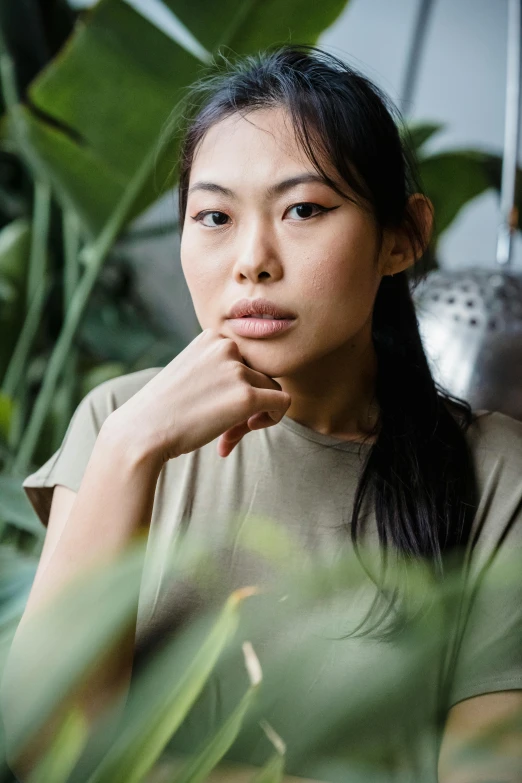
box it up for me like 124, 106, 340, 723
190, 107, 317, 180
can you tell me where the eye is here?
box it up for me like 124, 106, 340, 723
285, 202, 337, 220
191, 211, 230, 228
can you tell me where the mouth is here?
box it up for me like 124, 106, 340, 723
226, 315, 296, 338
239, 314, 289, 320
226, 298, 296, 320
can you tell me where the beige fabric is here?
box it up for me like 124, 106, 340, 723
22, 367, 522, 781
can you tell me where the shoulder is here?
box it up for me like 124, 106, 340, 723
22, 367, 164, 526
465, 408, 522, 478
463, 409, 522, 551
81, 366, 163, 422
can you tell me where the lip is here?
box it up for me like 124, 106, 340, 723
227, 317, 296, 338
226, 297, 296, 319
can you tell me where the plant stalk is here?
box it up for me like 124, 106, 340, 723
61, 209, 82, 426
13, 145, 159, 475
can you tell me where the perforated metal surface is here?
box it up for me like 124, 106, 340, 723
413, 269, 522, 420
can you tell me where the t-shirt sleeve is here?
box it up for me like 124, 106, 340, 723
446, 538, 522, 707
22, 367, 162, 529
445, 412, 522, 708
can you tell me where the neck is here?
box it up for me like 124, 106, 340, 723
275, 321, 380, 443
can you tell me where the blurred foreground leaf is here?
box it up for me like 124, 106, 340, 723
1, 518, 521, 783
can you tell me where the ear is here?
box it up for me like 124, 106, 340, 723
378, 194, 434, 277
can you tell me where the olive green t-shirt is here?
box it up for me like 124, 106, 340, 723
22, 367, 522, 782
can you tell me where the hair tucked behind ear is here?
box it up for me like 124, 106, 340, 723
170, 43, 479, 636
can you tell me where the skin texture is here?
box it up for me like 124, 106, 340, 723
180, 107, 431, 454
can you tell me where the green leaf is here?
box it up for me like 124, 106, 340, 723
479, 151, 522, 232
88, 586, 258, 783
0, 545, 37, 620
250, 754, 285, 783
401, 121, 444, 153
80, 362, 126, 397
0, 218, 30, 282
418, 150, 491, 241
418, 148, 522, 243
0, 218, 30, 378
0, 474, 43, 536
0, 273, 16, 302
12, 0, 350, 236
27, 707, 89, 783
0, 391, 14, 441
170, 0, 349, 56
80, 291, 159, 364
1, 539, 147, 759
249, 718, 286, 782
173, 686, 258, 783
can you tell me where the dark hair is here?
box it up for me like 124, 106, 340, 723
171, 44, 478, 635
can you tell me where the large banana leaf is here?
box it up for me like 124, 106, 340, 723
12, 0, 349, 238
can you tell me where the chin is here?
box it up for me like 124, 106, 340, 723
239, 344, 308, 378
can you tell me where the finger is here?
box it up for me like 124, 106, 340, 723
247, 411, 282, 429
246, 388, 291, 420
221, 420, 250, 444
217, 407, 286, 458
217, 421, 250, 457
240, 365, 283, 392
217, 433, 244, 457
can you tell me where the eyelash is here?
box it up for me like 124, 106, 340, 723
190, 202, 337, 228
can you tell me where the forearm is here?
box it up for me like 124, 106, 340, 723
2, 415, 163, 778
24, 416, 162, 612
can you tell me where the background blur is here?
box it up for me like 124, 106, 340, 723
0, 0, 519, 540
0, 2, 521, 781
68, 0, 522, 340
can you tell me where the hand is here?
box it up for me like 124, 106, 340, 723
112, 328, 291, 463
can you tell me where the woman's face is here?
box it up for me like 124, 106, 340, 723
180, 106, 385, 379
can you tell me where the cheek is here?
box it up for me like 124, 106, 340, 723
301, 249, 377, 311
300, 217, 378, 299
181, 238, 223, 301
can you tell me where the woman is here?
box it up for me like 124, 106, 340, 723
12, 45, 522, 781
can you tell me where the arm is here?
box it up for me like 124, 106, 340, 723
438, 691, 522, 783
2, 418, 163, 781
3, 330, 291, 780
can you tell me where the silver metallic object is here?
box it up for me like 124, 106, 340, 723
413, 0, 522, 419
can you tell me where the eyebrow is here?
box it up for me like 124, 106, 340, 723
187, 173, 337, 199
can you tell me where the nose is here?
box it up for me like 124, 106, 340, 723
232, 218, 283, 284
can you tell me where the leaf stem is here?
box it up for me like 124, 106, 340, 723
14, 145, 159, 475
2, 182, 51, 400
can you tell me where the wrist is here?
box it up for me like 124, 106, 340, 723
99, 410, 165, 477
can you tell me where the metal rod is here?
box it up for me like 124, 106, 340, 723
400, 0, 436, 114
496, 0, 522, 266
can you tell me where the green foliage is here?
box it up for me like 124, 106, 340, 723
0, 0, 351, 490
0, 219, 30, 378
14, 0, 348, 237
405, 121, 522, 248
1, 520, 521, 782
0, 5, 521, 779
0, 474, 43, 538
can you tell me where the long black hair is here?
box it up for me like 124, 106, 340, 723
168, 44, 478, 633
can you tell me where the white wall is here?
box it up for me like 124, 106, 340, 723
321, 0, 522, 270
